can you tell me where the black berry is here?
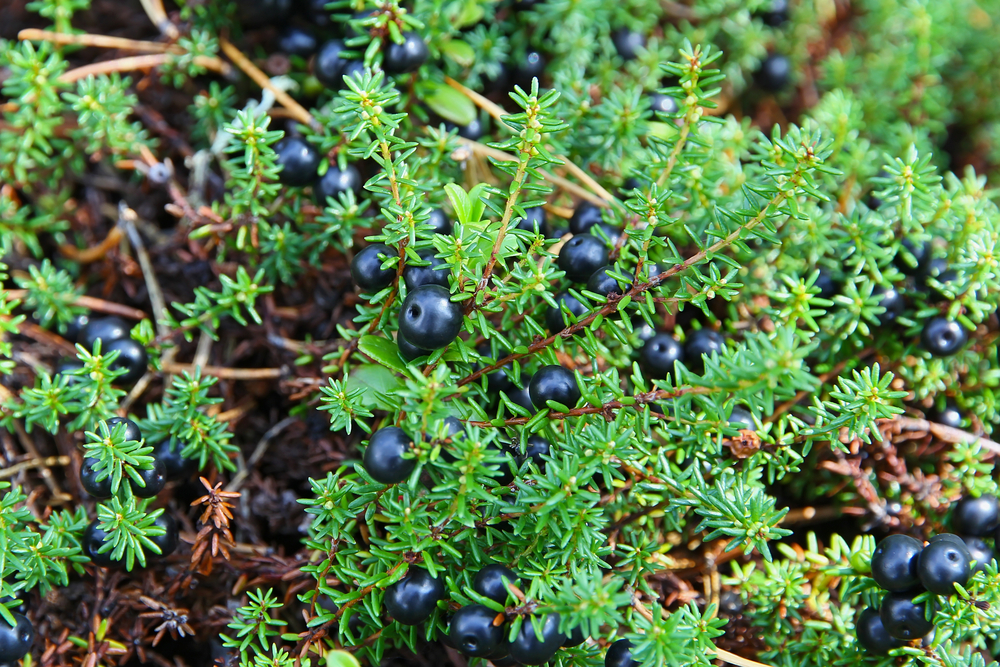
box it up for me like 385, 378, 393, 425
490, 444, 520, 485
509, 613, 563, 665
398, 332, 430, 362
152, 438, 198, 481
605, 639, 638, 667
728, 406, 756, 431
918, 257, 957, 300
719, 591, 743, 616
757, 53, 791, 91
362, 427, 415, 484
814, 269, 839, 299
83, 521, 116, 568
516, 206, 549, 235
928, 533, 965, 547
446, 117, 485, 141
449, 605, 504, 657
505, 382, 536, 415
856, 607, 902, 654
874, 286, 905, 325
472, 564, 520, 604
397, 285, 463, 350
760, 0, 789, 25
132, 457, 167, 498
0, 612, 33, 664
105, 337, 147, 385
314, 40, 348, 88
559, 235, 608, 283
528, 365, 580, 409
80, 458, 113, 499
106, 417, 142, 443
546, 292, 587, 332
920, 317, 967, 357
895, 238, 931, 275
277, 26, 318, 57
274, 137, 320, 187
879, 592, 932, 641
684, 329, 725, 371
640, 333, 684, 378
426, 209, 452, 236
383, 32, 428, 74
963, 537, 994, 573
649, 93, 678, 115
64, 312, 89, 343
478, 346, 514, 394
521, 435, 550, 469
384, 568, 444, 625
562, 624, 586, 647
315, 164, 362, 204
149, 513, 179, 558
612, 29, 645, 60
569, 202, 603, 235
951, 495, 999, 536
340, 59, 366, 85
403, 251, 450, 290
80, 316, 129, 351
870, 534, 922, 592
351, 244, 396, 293
930, 401, 963, 429
918, 536, 972, 594
587, 266, 631, 297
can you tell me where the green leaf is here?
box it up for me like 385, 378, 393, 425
444, 183, 471, 224
440, 39, 476, 68
358, 335, 407, 372
421, 81, 477, 126
453, 0, 485, 28
345, 365, 404, 411
326, 651, 362, 667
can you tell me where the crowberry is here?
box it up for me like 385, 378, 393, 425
473, 564, 520, 604
951, 495, 999, 536
920, 317, 967, 357
856, 607, 902, 654
449, 605, 504, 657
0, 612, 33, 664
383, 32, 429, 73
528, 365, 580, 409
870, 534, 922, 592
508, 613, 564, 665
384, 568, 444, 625
351, 244, 395, 293
879, 592, 933, 640
558, 235, 608, 283
362, 427, 415, 484
274, 137, 320, 186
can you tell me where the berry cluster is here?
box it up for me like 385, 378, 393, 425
63, 313, 147, 385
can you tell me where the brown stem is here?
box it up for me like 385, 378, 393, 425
19, 29, 181, 53
59, 54, 230, 83
159, 362, 284, 380
5, 290, 147, 320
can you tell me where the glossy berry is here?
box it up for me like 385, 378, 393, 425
874, 286, 905, 325
384, 568, 444, 625
490, 444, 520, 485
612, 29, 645, 60
856, 607, 902, 654
351, 244, 395, 293
684, 329, 725, 370
80, 316, 129, 351
919, 536, 972, 594
314, 40, 348, 88
105, 337, 147, 385
278, 26, 318, 57
521, 435, 550, 469
64, 312, 89, 343
562, 624, 586, 647
757, 53, 791, 91
760, 0, 789, 25
132, 458, 167, 498
605, 639, 638, 667
446, 117, 485, 141
728, 406, 756, 431
569, 202, 603, 235
274, 137, 320, 186
362, 427, 415, 484
106, 417, 142, 443
928, 533, 966, 547
505, 382, 536, 415
398, 285, 463, 350
478, 346, 514, 394
83, 521, 116, 567
649, 93, 678, 115
640, 333, 684, 378
340, 60, 366, 85
449, 605, 504, 657
515, 51, 546, 85
152, 438, 198, 481
546, 292, 587, 332
383, 32, 429, 74
516, 206, 549, 235
921, 317, 967, 357
963, 537, 994, 573
473, 564, 520, 604
403, 251, 450, 291
918, 257, 957, 299
895, 238, 931, 275
397, 332, 430, 362
0, 612, 33, 664
587, 265, 631, 297
80, 458, 113, 499
149, 513, 179, 558
559, 235, 608, 283
930, 402, 963, 429
528, 365, 580, 410
315, 164, 362, 204
951, 495, 999, 536
870, 534, 922, 592
879, 592, 932, 641
426, 209, 453, 236
509, 613, 564, 665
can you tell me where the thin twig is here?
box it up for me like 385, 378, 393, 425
11, 422, 69, 501
7, 291, 148, 320
0, 456, 71, 480
225, 417, 297, 493
890, 417, 1000, 456
138, 0, 180, 39
19, 29, 180, 54
119, 206, 170, 338
59, 54, 230, 83
160, 362, 284, 380
711, 647, 776, 667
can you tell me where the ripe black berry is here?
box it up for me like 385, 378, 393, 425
490, 444, 520, 485
918, 535, 972, 594
0, 612, 34, 664
874, 286, 905, 325
505, 382, 536, 415
384, 568, 444, 625
449, 605, 504, 657
684, 329, 725, 371
398, 285, 463, 350
640, 333, 684, 378
521, 435, 549, 469
362, 427, 415, 484
814, 269, 839, 299
546, 292, 587, 332
81, 316, 129, 351
105, 337, 147, 385
605, 639, 637, 667
132, 457, 167, 498
559, 235, 608, 283
562, 624, 586, 647
649, 93, 678, 115
397, 332, 430, 362
760, 0, 789, 25
403, 251, 450, 291
587, 266, 631, 297
612, 29, 645, 60
314, 40, 348, 88
152, 438, 198, 481
963, 537, 994, 573
856, 607, 902, 654
149, 513, 179, 558
446, 117, 485, 141
426, 209, 452, 236
473, 564, 520, 604
383, 32, 429, 74
895, 238, 931, 275
757, 53, 791, 91
879, 592, 932, 641
569, 203, 603, 235
65, 312, 89, 343
516, 206, 549, 235
928, 533, 965, 547
340, 60, 365, 85
870, 534, 922, 592
509, 613, 563, 665
920, 317, 967, 357
951, 495, 999, 536
80, 458, 113, 499
274, 137, 320, 187
930, 402, 963, 429
315, 164, 362, 204
351, 244, 395, 293
106, 417, 142, 443
528, 365, 580, 410
83, 521, 116, 568
278, 26, 318, 57
728, 406, 756, 431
